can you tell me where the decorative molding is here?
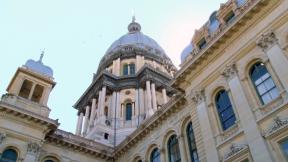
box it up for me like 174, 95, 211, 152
263, 116, 288, 138
0, 132, 6, 144
256, 31, 279, 52
222, 64, 238, 81
190, 89, 206, 105
27, 142, 41, 155
224, 143, 248, 161
220, 122, 240, 141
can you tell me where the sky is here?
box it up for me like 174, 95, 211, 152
0, 0, 227, 133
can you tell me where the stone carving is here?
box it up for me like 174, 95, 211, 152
222, 64, 238, 81
263, 116, 288, 137
256, 31, 279, 51
27, 142, 41, 154
224, 143, 248, 161
191, 89, 206, 105
0, 132, 6, 144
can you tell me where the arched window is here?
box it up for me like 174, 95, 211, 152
125, 103, 132, 121
236, 0, 247, 7
150, 148, 161, 162
123, 64, 129, 75
186, 122, 199, 162
168, 135, 181, 162
19, 79, 33, 99
215, 90, 236, 130
209, 12, 220, 34
130, 63, 136, 75
0, 149, 18, 162
250, 62, 279, 105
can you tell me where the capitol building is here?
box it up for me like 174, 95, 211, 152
1, 0, 288, 161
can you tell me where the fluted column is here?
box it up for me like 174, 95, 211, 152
191, 89, 219, 162
257, 31, 288, 93
178, 134, 188, 162
222, 64, 273, 162
151, 83, 157, 110
100, 86, 107, 116
88, 98, 97, 132
82, 105, 90, 136
146, 81, 153, 117
76, 112, 84, 136
162, 88, 168, 104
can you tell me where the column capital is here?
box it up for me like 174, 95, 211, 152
222, 64, 238, 81
27, 142, 41, 155
256, 31, 279, 52
190, 89, 206, 105
0, 132, 6, 144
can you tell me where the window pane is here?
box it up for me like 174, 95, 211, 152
126, 103, 132, 120
280, 139, 288, 161
130, 64, 135, 75
257, 84, 267, 95
123, 64, 129, 75
270, 88, 279, 100
0, 149, 18, 162
187, 122, 199, 162
262, 93, 272, 105
216, 90, 236, 130
168, 135, 181, 162
150, 148, 161, 162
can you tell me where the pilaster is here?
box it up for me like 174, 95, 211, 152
222, 64, 273, 162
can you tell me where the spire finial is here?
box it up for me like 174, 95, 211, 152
128, 11, 141, 33
132, 10, 136, 23
39, 50, 44, 62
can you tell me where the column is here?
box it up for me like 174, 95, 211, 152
116, 91, 121, 128
41, 87, 52, 106
162, 88, 168, 104
88, 98, 97, 132
146, 81, 153, 117
28, 83, 36, 100
76, 112, 84, 135
95, 91, 102, 125
75, 114, 81, 135
139, 88, 145, 114
257, 31, 288, 93
178, 135, 188, 162
222, 64, 273, 162
111, 92, 116, 118
134, 89, 139, 126
82, 105, 90, 136
100, 86, 107, 116
191, 90, 219, 162
151, 83, 157, 110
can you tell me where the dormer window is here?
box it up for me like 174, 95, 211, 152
208, 12, 220, 34
198, 38, 207, 50
224, 11, 236, 24
237, 0, 247, 7
19, 80, 33, 99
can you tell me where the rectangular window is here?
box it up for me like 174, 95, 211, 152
198, 38, 207, 50
224, 11, 236, 24
19, 80, 33, 99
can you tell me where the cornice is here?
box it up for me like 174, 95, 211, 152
46, 129, 113, 160
0, 100, 59, 134
74, 64, 177, 111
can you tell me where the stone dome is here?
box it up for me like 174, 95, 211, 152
105, 17, 167, 58
181, 44, 193, 63
24, 53, 53, 78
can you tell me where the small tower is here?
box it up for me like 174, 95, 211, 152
3, 53, 56, 117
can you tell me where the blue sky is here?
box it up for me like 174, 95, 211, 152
0, 0, 226, 133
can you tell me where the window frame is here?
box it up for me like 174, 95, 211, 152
0, 148, 18, 162
150, 148, 161, 162
186, 122, 199, 162
167, 135, 181, 162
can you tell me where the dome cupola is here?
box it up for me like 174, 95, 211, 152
24, 52, 53, 78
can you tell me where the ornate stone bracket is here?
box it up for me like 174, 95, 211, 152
222, 63, 238, 81
190, 89, 206, 105
256, 31, 279, 52
263, 116, 288, 138
223, 143, 248, 161
0, 132, 6, 144
27, 142, 41, 155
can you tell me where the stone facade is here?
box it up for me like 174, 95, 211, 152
1, 0, 288, 162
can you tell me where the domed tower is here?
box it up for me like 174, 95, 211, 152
74, 17, 177, 145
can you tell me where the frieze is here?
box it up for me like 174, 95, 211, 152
256, 31, 279, 52
263, 116, 288, 138
223, 143, 248, 161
